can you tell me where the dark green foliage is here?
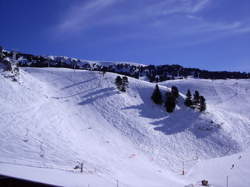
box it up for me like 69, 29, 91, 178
165, 92, 176, 113
151, 84, 163, 105
121, 76, 128, 92
193, 90, 200, 105
115, 76, 122, 91
184, 89, 192, 107
122, 76, 128, 83
199, 96, 206, 112
185, 89, 207, 112
115, 76, 129, 92
171, 86, 179, 99
0, 46, 3, 60
101, 67, 107, 76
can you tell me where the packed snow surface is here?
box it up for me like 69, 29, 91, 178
0, 67, 250, 186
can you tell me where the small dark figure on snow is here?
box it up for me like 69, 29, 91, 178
201, 180, 209, 186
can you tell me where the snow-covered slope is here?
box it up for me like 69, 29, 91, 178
161, 79, 250, 151
186, 149, 250, 187
0, 68, 250, 186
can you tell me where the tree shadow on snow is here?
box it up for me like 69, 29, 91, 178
123, 103, 168, 119
123, 102, 219, 139
78, 87, 117, 105
122, 85, 219, 139
61, 78, 97, 90
122, 85, 170, 119
152, 108, 220, 138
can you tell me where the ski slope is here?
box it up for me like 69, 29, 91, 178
0, 67, 250, 186
186, 149, 250, 187
162, 79, 250, 151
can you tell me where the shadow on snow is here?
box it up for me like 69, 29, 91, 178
78, 87, 117, 105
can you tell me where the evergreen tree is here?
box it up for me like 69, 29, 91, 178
193, 90, 200, 105
115, 76, 122, 91
101, 67, 107, 76
0, 46, 3, 60
121, 76, 129, 92
116, 76, 129, 92
171, 86, 179, 99
165, 92, 176, 113
151, 84, 163, 105
199, 96, 206, 112
184, 89, 192, 107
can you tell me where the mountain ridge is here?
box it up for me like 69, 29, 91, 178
1, 46, 250, 82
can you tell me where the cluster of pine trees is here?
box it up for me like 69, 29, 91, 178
115, 76, 129, 92
151, 85, 206, 113
184, 90, 206, 112
151, 85, 179, 113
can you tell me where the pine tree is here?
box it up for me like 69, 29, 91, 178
0, 46, 3, 60
171, 86, 179, 99
115, 76, 122, 91
193, 90, 200, 105
121, 76, 128, 92
165, 92, 176, 113
199, 96, 206, 112
116, 76, 129, 92
101, 67, 107, 76
151, 84, 163, 105
184, 89, 192, 107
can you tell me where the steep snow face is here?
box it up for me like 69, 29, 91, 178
0, 68, 249, 186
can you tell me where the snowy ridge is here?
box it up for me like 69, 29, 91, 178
46, 55, 146, 67
2, 48, 250, 81
0, 67, 250, 186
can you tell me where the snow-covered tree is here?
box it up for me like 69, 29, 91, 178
151, 84, 163, 105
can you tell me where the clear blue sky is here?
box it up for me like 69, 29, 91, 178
0, 0, 250, 71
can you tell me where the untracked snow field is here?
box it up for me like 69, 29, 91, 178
0, 67, 250, 187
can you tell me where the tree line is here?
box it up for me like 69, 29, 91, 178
1, 46, 250, 81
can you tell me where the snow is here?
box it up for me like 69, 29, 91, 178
46, 55, 146, 67
0, 163, 113, 187
0, 67, 250, 186
161, 78, 250, 151
186, 150, 250, 187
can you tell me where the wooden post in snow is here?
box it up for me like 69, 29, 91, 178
226, 176, 229, 187
182, 161, 185, 175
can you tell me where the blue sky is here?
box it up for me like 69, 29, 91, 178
0, 0, 250, 71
